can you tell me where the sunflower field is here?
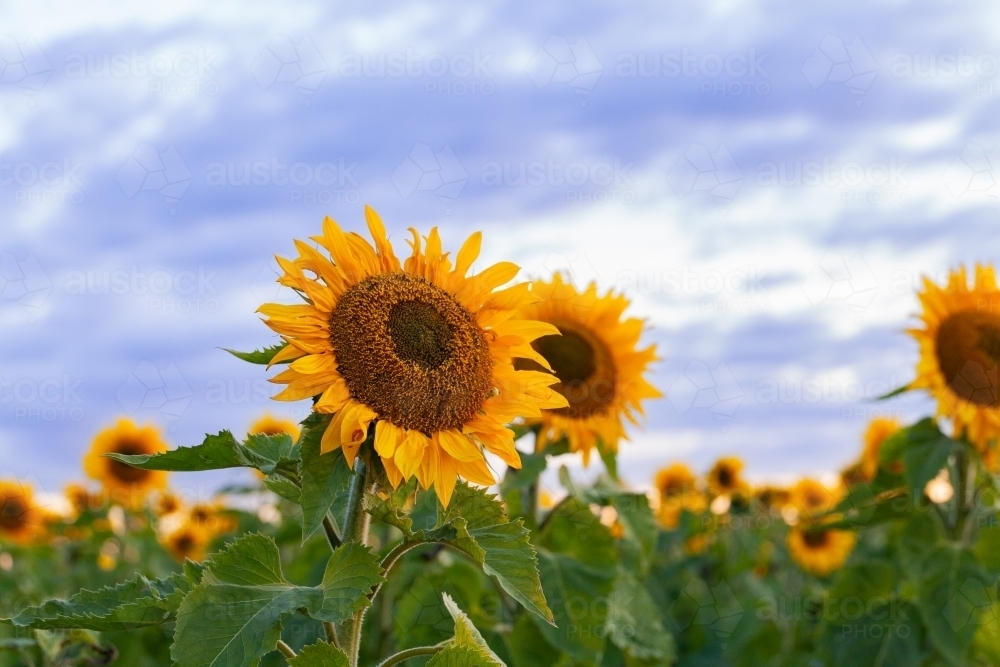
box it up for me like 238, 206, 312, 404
3, 208, 1000, 667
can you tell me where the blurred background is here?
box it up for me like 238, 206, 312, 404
1, 1, 996, 496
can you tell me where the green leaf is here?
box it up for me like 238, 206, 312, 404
879, 419, 956, 497
599, 441, 618, 480
244, 432, 299, 470
426, 593, 506, 667
171, 534, 383, 667
106, 431, 259, 472
826, 601, 924, 667
316, 540, 385, 623
224, 343, 289, 365
974, 526, 1000, 571
605, 569, 676, 664
532, 498, 617, 663
433, 484, 553, 625
5, 572, 192, 631
611, 493, 658, 567
915, 544, 992, 666
299, 416, 353, 542
286, 641, 349, 667
364, 493, 413, 535
876, 384, 912, 400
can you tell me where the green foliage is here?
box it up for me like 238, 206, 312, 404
224, 343, 289, 365
171, 535, 383, 667
106, 431, 296, 475
427, 594, 506, 667
287, 642, 349, 667
298, 416, 353, 542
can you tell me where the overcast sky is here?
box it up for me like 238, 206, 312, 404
1, 0, 998, 498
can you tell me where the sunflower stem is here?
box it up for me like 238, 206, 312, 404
375, 644, 444, 667
276, 640, 296, 660
338, 452, 374, 667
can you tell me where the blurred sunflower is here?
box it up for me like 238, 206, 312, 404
655, 463, 697, 498
787, 526, 856, 577
754, 486, 790, 511
249, 414, 301, 440
188, 501, 238, 535
84, 419, 168, 510
910, 265, 1000, 449
260, 207, 566, 507
161, 522, 212, 562
707, 457, 748, 497
151, 490, 183, 517
515, 274, 661, 464
789, 479, 840, 518
858, 417, 901, 481
658, 490, 707, 529
64, 483, 103, 516
0, 480, 45, 545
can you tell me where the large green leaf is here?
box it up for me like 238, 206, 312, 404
437, 485, 552, 624
367, 483, 553, 625
826, 600, 924, 667
425, 593, 506, 667
107, 431, 263, 472
880, 418, 956, 497
299, 415, 353, 542
224, 343, 289, 365
287, 641, 349, 667
5, 571, 193, 631
531, 498, 617, 663
171, 534, 383, 667
605, 569, 676, 665
915, 544, 992, 666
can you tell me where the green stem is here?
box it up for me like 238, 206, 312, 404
339, 454, 373, 667
375, 645, 444, 667
276, 640, 296, 660
368, 540, 428, 602
322, 515, 342, 550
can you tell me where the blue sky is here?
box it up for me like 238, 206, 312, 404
1, 0, 998, 498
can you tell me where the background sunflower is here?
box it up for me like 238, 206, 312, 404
910, 265, 1000, 450
84, 419, 169, 510
515, 273, 661, 464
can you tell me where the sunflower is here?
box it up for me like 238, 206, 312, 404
84, 419, 169, 510
658, 490, 708, 529
754, 485, 790, 511
260, 207, 567, 507
249, 414, 301, 441
514, 274, 660, 464
151, 490, 183, 517
858, 417, 901, 481
707, 457, 748, 497
788, 478, 841, 518
64, 483, 103, 516
188, 501, 238, 535
910, 265, 1000, 449
0, 480, 45, 545
654, 463, 697, 498
787, 526, 856, 577
161, 522, 212, 562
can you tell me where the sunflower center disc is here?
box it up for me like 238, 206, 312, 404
717, 469, 733, 488
803, 530, 830, 548
936, 310, 1000, 407
330, 273, 493, 433
108, 442, 153, 484
521, 320, 617, 420
0, 497, 26, 531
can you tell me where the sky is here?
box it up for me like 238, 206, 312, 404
1, 0, 998, 499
